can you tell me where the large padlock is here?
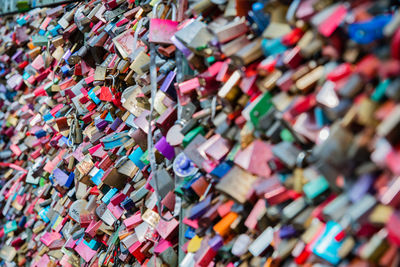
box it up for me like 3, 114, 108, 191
149, 1, 178, 45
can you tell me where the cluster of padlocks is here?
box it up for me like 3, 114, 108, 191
1, 0, 400, 266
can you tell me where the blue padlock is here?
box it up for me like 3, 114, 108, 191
261, 38, 287, 56
38, 29, 46, 36
34, 129, 47, 138
18, 216, 27, 228
88, 88, 101, 105
65, 172, 74, 188
49, 25, 61, 37
22, 72, 30, 80
348, 15, 392, 44
105, 112, 114, 122
248, 2, 270, 35
210, 161, 232, 178
60, 64, 71, 75
185, 227, 196, 239
17, 17, 27, 26
314, 107, 329, 128
121, 197, 135, 211
39, 206, 50, 223
91, 169, 104, 186
312, 221, 344, 265
102, 188, 118, 204
128, 147, 145, 169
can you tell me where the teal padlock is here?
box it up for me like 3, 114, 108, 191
303, 176, 330, 202
4, 220, 17, 234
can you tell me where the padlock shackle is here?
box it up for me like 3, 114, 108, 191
153, 1, 177, 21
106, 70, 120, 90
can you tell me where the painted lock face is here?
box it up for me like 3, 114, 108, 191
173, 152, 198, 178
69, 199, 88, 223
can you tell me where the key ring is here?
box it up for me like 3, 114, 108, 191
67, 121, 75, 148
67, 114, 78, 149
43, 40, 51, 69
106, 70, 120, 92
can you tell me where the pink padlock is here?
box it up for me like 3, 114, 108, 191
149, 1, 178, 45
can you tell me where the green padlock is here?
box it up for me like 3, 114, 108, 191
249, 92, 273, 128
140, 150, 150, 165
182, 126, 205, 148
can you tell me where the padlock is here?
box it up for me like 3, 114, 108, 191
149, 1, 178, 45
74, 116, 83, 144
55, 117, 69, 132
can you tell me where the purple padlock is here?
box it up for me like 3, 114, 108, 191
110, 117, 123, 131
160, 71, 177, 99
96, 119, 108, 131
208, 234, 224, 251
155, 136, 175, 160
12, 50, 24, 64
